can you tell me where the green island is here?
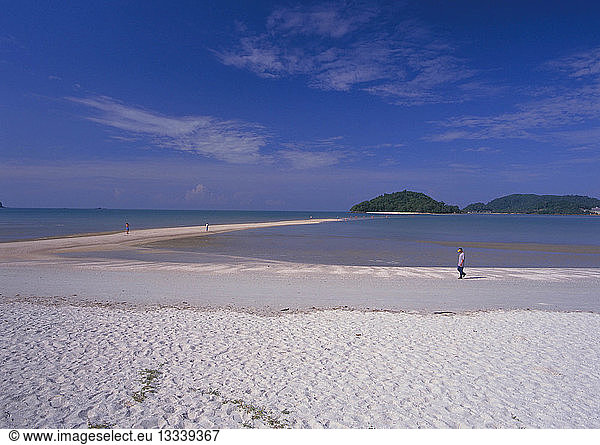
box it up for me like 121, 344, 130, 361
463, 194, 600, 215
350, 190, 460, 214
351, 191, 600, 215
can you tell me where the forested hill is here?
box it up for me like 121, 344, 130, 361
462, 194, 600, 214
350, 191, 460, 213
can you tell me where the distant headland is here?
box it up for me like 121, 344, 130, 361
351, 191, 600, 215
350, 191, 459, 214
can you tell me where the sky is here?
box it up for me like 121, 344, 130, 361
1, 0, 600, 210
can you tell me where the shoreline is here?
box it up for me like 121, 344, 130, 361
362, 211, 600, 216
2, 260, 599, 313
1, 216, 599, 313
0, 217, 339, 261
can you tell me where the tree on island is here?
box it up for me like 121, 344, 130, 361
351, 191, 600, 215
462, 194, 600, 214
350, 190, 460, 213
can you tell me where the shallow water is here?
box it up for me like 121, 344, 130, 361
85, 214, 600, 268
3, 209, 599, 267
0, 208, 343, 242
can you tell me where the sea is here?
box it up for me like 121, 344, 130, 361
1, 208, 599, 267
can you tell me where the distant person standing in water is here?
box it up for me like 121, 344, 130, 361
205, 223, 209, 232
457, 248, 466, 279
125, 222, 130, 235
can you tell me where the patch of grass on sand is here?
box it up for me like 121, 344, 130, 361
201, 388, 290, 428
132, 366, 163, 403
511, 413, 526, 429
227, 399, 289, 428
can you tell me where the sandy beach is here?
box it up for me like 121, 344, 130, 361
1, 218, 599, 428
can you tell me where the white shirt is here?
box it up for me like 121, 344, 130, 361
458, 252, 465, 267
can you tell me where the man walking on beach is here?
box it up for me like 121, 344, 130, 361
457, 248, 466, 279
125, 222, 130, 235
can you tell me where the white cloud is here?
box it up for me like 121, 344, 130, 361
560, 156, 600, 165
464, 146, 500, 153
428, 47, 600, 143
363, 143, 405, 149
551, 127, 600, 146
545, 47, 600, 78
427, 131, 471, 142
267, 3, 376, 38
185, 183, 207, 200
429, 86, 600, 142
68, 96, 268, 164
68, 96, 367, 170
279, 149, 342, 169
214, 4, 479, 105
277, 135, 349, 169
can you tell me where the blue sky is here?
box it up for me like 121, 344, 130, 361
1, 0, 599, 210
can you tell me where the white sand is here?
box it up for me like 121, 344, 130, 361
0, 218, 338, 261
1, 258, 599, 312
1, 219, 599, 428
1, 299, 598, 429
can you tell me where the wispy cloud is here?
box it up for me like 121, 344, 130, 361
560, 156, 600, 165
362, 142, 405, 149
545, 47, 600, 78
278, 136, 347, 169
427, 131, 471, 142
185, 183, 207, 200
67, 96, 269, 164
464, 146, 500, 153
67, 95, 355, 169
551, 127, 600, 146
279, 149, 342, 169
448, 163, 482, 174
215, 3, 479, 105
267, 3, 376, 38
428, 47, 600, 143
430, 86, 600, 141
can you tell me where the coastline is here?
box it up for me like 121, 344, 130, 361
365, 211, 443, 215
1, 217, 599, 428
0, 217, 339, 261
362, 211, 600, 216
1, 216, 599, 313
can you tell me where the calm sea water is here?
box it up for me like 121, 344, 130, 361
0, 208, 343, 242
2, 209, 599, 267
147, 214, 600, 267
